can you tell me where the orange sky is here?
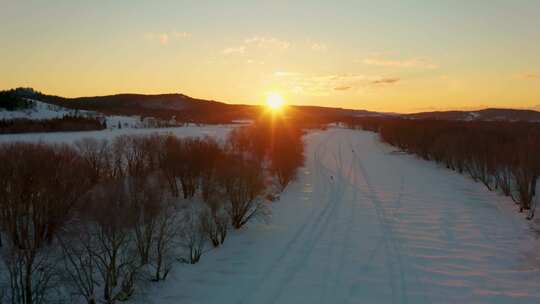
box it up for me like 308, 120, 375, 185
1, 1, 540, 113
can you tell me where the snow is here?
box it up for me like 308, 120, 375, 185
0, 99, 152, 129
465, 111, 481, 121
0, 124, 235, 143
1, 124, 538, 303
103, 115, 143, 129
0, 100, 83, 120
0, 100, 245, 143
141, 127, 540, 303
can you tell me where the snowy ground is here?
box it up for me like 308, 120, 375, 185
0, 100, 80, 120
0, 124, 235, 143
1, 99, 150, 129
142, 127, 540, 304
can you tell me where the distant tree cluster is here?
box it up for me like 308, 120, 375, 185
345, 117, 540, 219
0, 120, 305, 303
0, 89, 35, 111
0, 116, 106, 134
228, 116, 306, 191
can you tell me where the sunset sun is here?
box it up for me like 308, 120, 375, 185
266, 93, 284, 110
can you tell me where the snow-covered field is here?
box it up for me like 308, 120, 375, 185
139, 127, 540, 304
0, 100, 79, 120
1, 99, 151, 129
0, 124, 234, 143
0, 100, 245, 142
1, 125, 538, 303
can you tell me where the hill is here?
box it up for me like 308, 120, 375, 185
405, 108, 540, 122
10, 89, 381, 125
5, 88, 540, 124
34, 93, 256, 124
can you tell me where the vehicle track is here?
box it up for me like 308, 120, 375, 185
239, 131, 345, 304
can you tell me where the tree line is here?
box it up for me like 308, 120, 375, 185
0, 90, 34, 112
0, 119, 305, 304
0, 116, 107, 134
344, 117, 540, 220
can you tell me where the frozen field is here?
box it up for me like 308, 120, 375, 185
0, 124, 235, 143
142, 127, 540, 304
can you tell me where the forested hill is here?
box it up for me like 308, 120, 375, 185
4, 87, 540, 124
405, 108, 540, 122
33, 93, 257, 124
3, 88, 382, 125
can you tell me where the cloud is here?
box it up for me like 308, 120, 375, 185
518, 73, 540, 80
158, 33, 169, 45
244, 36, 290, 50
145, 31, 191, 45
311, 43, 328, 52
222, 46, 246, 55
246, 58, 265, 65
363, 57, 438, 69
230, 37, 326, 54
272, 72, 399, 96
273, 71, 302, 77
371, 77, 400, 85
221, 36, 290, 57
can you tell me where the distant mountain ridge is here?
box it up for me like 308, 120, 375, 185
17, 90, 382, 124
405, 108, 540, 122
42, 93, 223, 111
3, 88, 540, 123
31, 92, 255, 124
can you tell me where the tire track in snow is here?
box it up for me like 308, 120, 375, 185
318, 137, 358, 304
259, 132, 351, 304
238, 130, 343, 304
322, 133, 362, 303
348, 133, 409, 304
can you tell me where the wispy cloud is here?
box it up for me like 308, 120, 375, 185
244, 36, 290, 50
272, 72, 399, 96
371, 77, 400, 85
222, 46, 246, 55
222, 36, 291, 56
273, 71, 302, 77
363, 57, 438, 69
144, 31, 192, 45
518, 72, 540, 80
311, 43, 328, 52
246, 58, 265, 65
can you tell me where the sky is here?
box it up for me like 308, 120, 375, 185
1, 0, 540, 113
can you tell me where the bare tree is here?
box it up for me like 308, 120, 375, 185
178, 205, 206, 264
59, 225, 99, 304
0, 143, 92, 304
75, 138, 111, 183
199, 207, 228, 248
218, 154, 268, 229
80, 181, 139, 303
150, 199, 179, 281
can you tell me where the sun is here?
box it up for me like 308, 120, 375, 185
266, 93, 284, 110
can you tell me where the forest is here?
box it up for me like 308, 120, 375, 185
0, 119, 305, 304
344, 117, 540, 220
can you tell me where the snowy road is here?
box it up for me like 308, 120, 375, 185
149, 128, 540, 304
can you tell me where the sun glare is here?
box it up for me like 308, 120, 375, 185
266, 93, 284, 110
